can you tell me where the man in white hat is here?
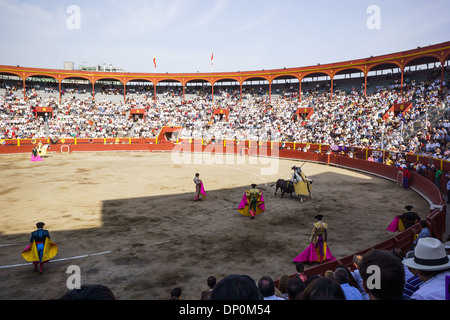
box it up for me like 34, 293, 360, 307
402, 237, 450, 300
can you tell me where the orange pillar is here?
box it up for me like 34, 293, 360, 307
59, 81, 62, 103
123, 83, 126, 102
400, 69, 404, 95
92, 82, 95, 101
23, 78, 26, 100
330, 78, 334, 98
211, 84, 214, 101
364, 73, 367, 97
183, 85, 185, 103
299, 81, 302, 101
240, 83, 242, 102
269, 82, 272, 101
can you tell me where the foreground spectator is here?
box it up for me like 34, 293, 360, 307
58, 284, 115, 300
277, 275, 291, 300
210, 274, 262, 300
358, 249, 408, 300
298, 277, 345, 300
334, 267, 363, 300
200, 276, 216, 300
402, 237, 450, 300
286, 277, 306, 300
258, 275, 285, 300
169, 287, 182, 300
403, 251, 424, 298
350, 254, 370, 300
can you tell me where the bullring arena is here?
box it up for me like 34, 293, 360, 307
0, 41, 449, 300
0, 149, 438, 299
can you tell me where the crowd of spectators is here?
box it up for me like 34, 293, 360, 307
58, 236, 449, 300
171, 235, 449, 301
1, 74, 448, 157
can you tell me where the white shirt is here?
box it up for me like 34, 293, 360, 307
263, 295, 285, 300
411, 270, 450, 300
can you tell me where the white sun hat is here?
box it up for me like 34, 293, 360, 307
402, 237, 450, 271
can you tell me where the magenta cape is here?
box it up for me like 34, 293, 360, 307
237, 192, 265, 217
31, 154, 43, 162
387, 216, 399, 232
200, 181, 206, 199
292, 242, 336, 263
387, 216, 405, 232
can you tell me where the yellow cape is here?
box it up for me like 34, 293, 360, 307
294, 171, 312, 196
237, 193, 265, 217
397, 218, 406, 232
22, 239, 58, 262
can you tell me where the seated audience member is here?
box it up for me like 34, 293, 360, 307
258, 275, 285, 300
391, 247, 414, 281
350, 254, 370, 300
412, 220, 431, 248
299, 277, 345, 300
58, 284, 115, 300
277, 275, 291, 300
402, 237, 450, 300
324, 270, 335, 280
286, 277, 306, 300
169, 287, 182, 300
210, 274, 262, 300
334, 267, 363, 300
358, 249, 408, 300
200, 276, 217, 300
403, 251, 424, 299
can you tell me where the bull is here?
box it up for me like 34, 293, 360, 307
271, 179, 295, 198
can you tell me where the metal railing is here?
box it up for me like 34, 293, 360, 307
402, 101, 449, 141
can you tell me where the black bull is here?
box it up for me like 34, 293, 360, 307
271, 179, 295, 198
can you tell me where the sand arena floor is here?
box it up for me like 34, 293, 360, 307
0, 152, 430, 300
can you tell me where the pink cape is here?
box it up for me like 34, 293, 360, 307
200, 181, 206, 199
259, 193, 265, 211
237, 193, 265, 211
23, 243, 32, 252
31, 154, 43, 162
237, 192, 265, 217
387, 216, 399, 232
292, 242, 336, 263
238, 194, 248, 210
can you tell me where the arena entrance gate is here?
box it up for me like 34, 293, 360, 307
129, 108, 145, 120
211, 109, 229, 122
157, 126, 182, 143
294, 107, 314, 121
33, 107, 53, 120
382, 103, 412, 121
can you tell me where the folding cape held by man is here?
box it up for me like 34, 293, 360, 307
293, 215, 335, 264
238, 184, 265, 219
193, 173, 206, 201
22, 222, 58, 274
387, 205, 420, 232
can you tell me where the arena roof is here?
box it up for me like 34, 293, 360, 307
1, 41, 449, 101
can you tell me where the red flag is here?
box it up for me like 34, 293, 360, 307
211, 53, 214, 66
153, 56, 156, 68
